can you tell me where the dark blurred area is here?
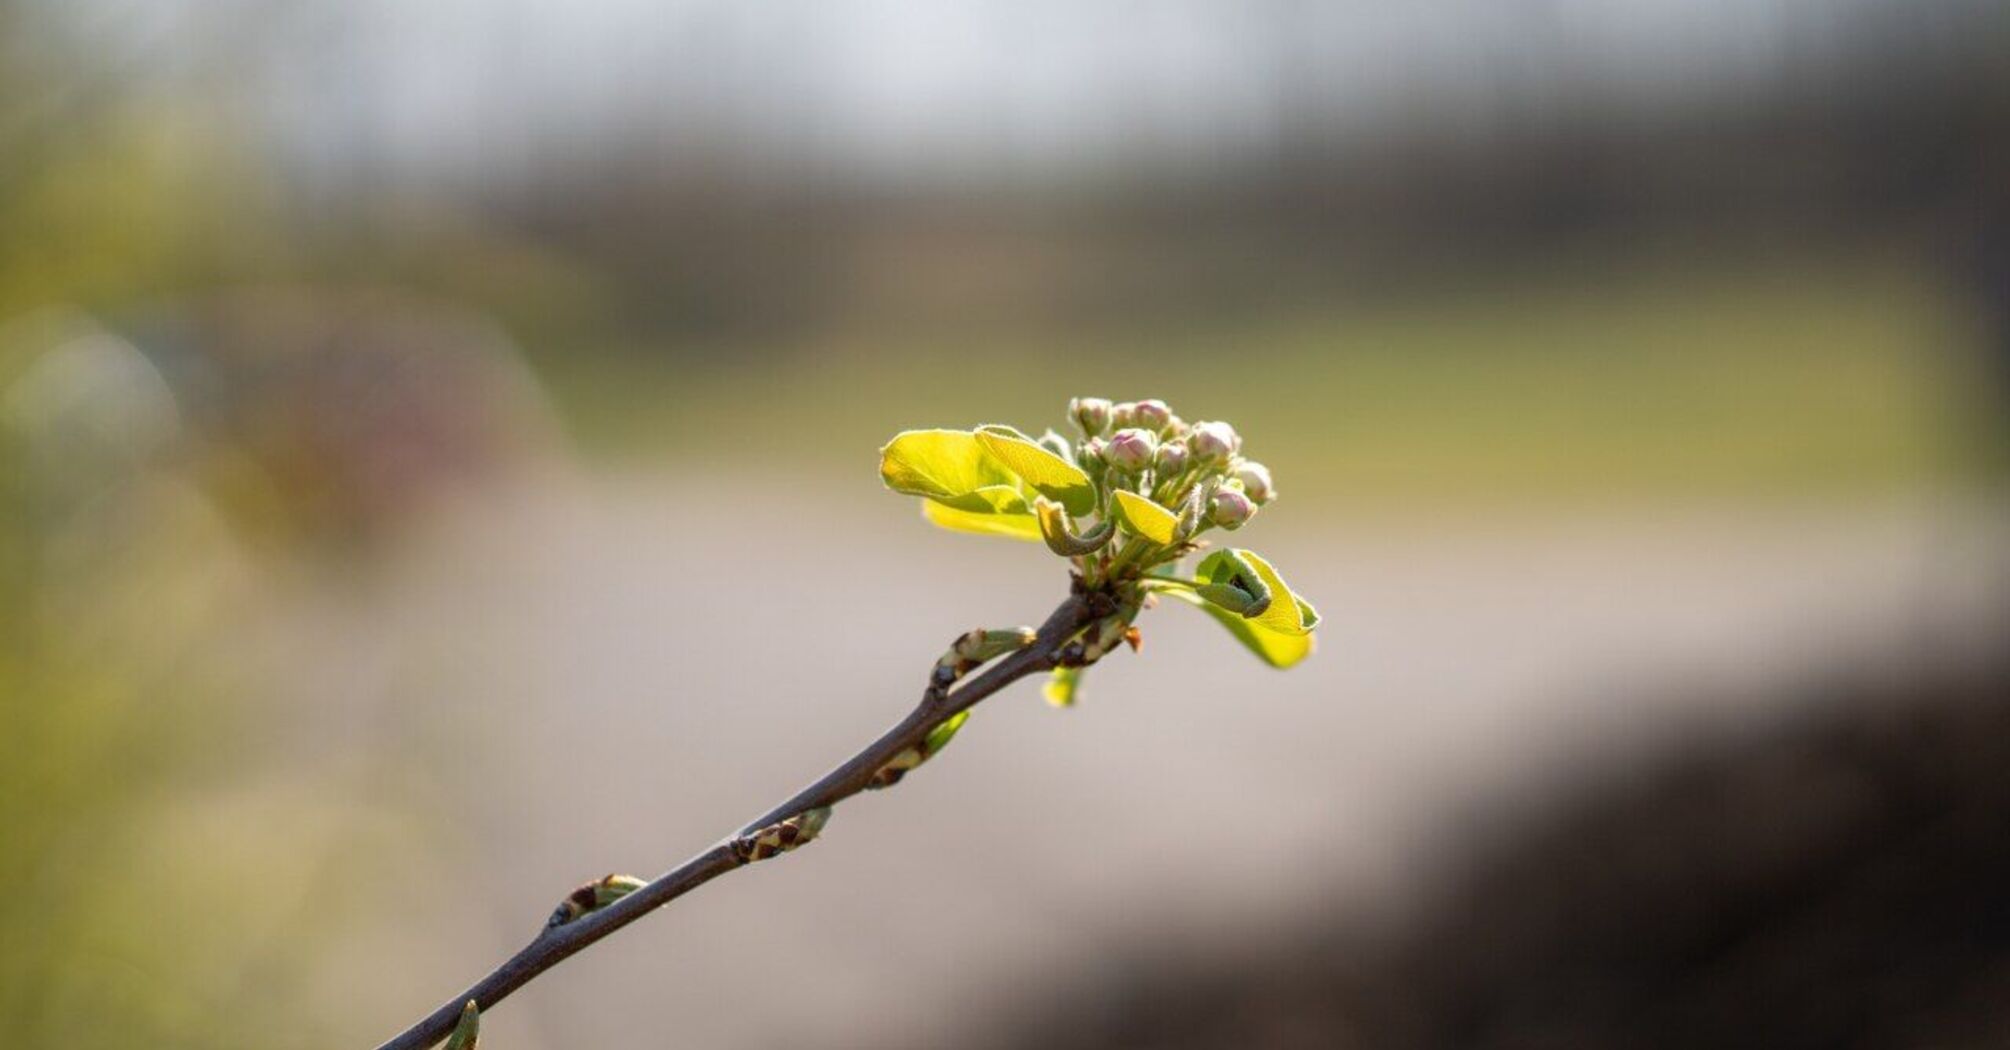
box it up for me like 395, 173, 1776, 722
979, 639, 2010, 1050
2, 1, 2007, 1047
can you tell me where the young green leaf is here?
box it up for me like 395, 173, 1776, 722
1112, 490, 1181, 546
1043, 665, 1084, 707
975, 428, 1097, 515
1160, 588, 1316, 669
921, 498, 1041, 541
1293, 593, 1322, 631
1192, 549, 1273, 618
445, 1001, 480, 1050
923, 709, 972, 754
1034, 497, 1115, 555
880, 429, 1023, 507
1197, 549, 1314, 637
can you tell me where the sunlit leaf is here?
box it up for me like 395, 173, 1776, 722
1112, 490, 1181, 546
1151, 550, 1317, 668
880, 429, 1023, 508
1044, 666, 1084, 707
921, 497, 1040, 541
1160, 588, 1316, 669
1293, 593, 1322, 631
976, 428, 1096, 515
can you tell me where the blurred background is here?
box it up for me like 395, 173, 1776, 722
3, 1, 2008, 1047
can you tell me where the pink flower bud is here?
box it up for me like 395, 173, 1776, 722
1069, 397, 1113, 436
1233, 461, 1275, 503
1132, 399, 1172, 433
1104, 428, 1158, 472
1189, 421, 1240, 465
1077, 436, 1108, 468
1209, 487, 1256, 529
1155, 439, 1189, 475
1111, 402, 1139, 429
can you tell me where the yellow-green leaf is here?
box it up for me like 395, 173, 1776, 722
880, 429, 1023, 508
1199, 548, 1315, 637
1112, 490, 1181, 546
921, 498, 1040, 541
975, 428, 1096, 515
1161, 588, 1316, 669
1043, 666, 1084, 707
1158, 550, 1318, 668
924, 710, 972, 754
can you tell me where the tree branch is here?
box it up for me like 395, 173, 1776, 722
373, 592, 1099, 1050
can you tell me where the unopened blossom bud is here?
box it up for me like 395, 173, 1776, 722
1155, 439, 1189, 475
1077, 436, 1107, 469
1038, 429, 1073, 461
1104, 428, 1158, 472
1210, 487, 1256, 529
1234, 461, 1275, 504
1132, 399, 1172, 433
1069, 397, 1113, 436
1189, 420, 1240, 465
1111, 401, 1139, 429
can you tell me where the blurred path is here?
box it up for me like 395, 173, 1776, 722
309, 475, 2006, 1049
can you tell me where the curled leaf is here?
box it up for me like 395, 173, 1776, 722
1197, 549, 1312, 637
1193, 549, 1273, 619
1151, 550, 1317, 669
1162, 588, 1316, 669
1034, 497, 1114, 556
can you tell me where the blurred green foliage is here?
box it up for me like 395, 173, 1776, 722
537, 257, 1971, 513
0, 29, 326, 1032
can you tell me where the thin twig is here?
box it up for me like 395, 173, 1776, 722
373, 593, 1098, 1050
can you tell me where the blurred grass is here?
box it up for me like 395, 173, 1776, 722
536, 255, 1972, 512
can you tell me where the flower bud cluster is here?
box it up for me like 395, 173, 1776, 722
1066, 397, 1276, 540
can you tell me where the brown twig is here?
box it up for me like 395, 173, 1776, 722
373, 593, 1098, 1050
